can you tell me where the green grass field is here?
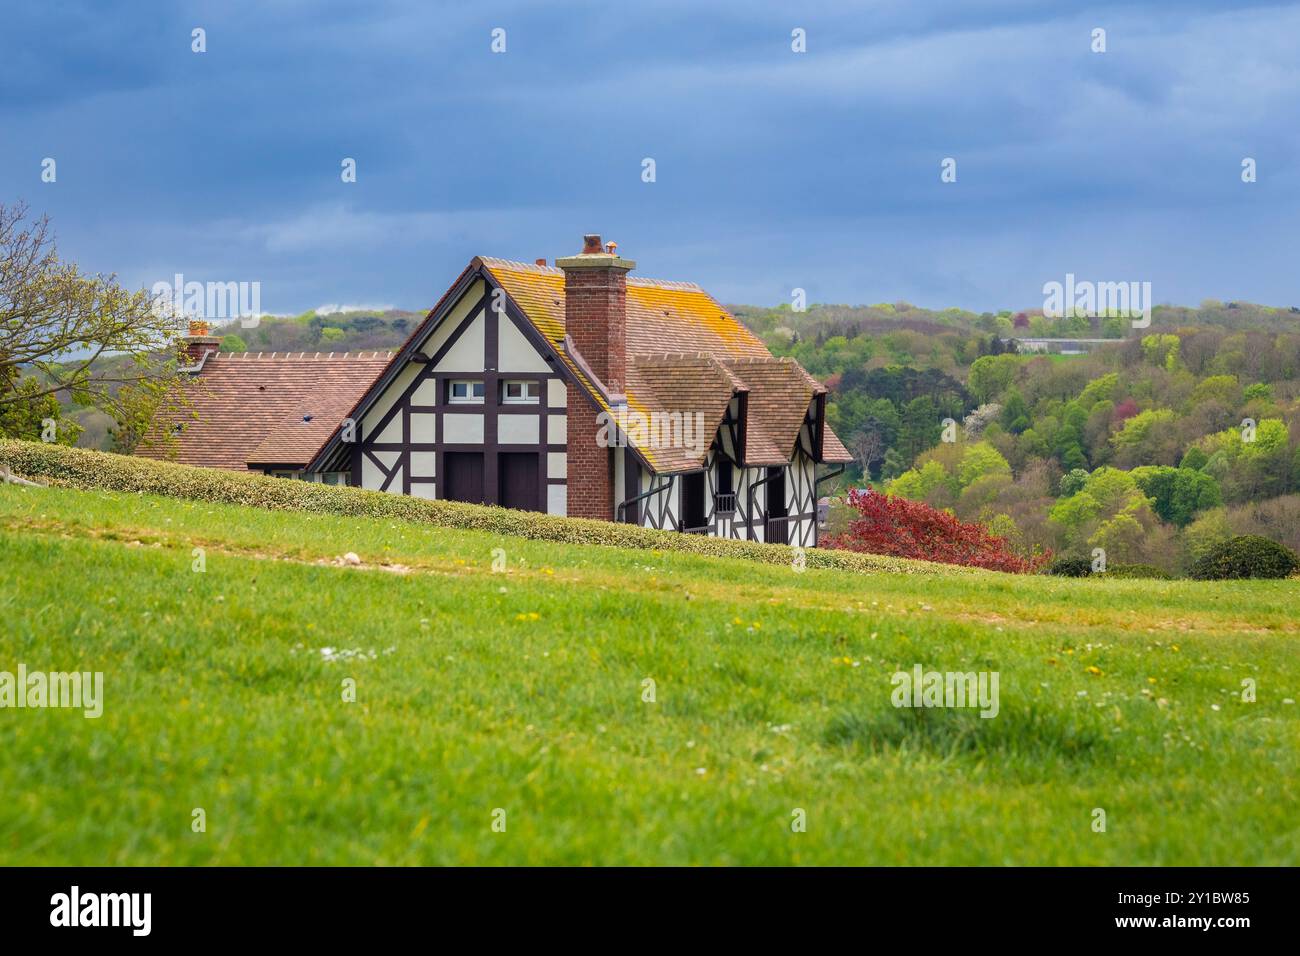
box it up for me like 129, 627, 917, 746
1, 481, 1297, 865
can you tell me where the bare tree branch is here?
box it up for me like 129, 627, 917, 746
0, 202, 188, 436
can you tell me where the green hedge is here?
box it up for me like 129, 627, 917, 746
1188, 535, 1300, 581
0, 440, 966, 576
1046, 558, 1172, 580
1045, 558, 1092, 577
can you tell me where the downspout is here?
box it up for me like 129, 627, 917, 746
616, 475, 672, 526
746, 467, 782, 542
814, 463, 845, 494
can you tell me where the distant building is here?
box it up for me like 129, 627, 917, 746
1008, 337, 1119, 355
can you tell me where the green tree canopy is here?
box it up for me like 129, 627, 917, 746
1131, 465, 1222, 527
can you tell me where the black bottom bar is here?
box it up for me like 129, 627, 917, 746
0, 867, 1285, 943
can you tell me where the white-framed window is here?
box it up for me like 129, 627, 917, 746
502, 380, 541, 404
449, 379, 485, 404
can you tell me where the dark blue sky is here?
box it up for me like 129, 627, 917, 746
2, 0, 1297, 314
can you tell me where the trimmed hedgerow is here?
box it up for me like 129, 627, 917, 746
1188, 535, 1300, 581
0, 440, 966, 576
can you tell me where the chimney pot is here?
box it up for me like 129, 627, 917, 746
605, 241, 617, 255
582, 234, 603, 255
182, 319, 220, 365
535, 258, 547, 267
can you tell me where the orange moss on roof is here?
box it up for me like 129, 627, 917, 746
479, 259, 567, 343
479, 257, 769, 359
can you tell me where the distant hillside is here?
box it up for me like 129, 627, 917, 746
209, 309, 425, 354
207, 299, 1300, 358
734, 298, 1300, 346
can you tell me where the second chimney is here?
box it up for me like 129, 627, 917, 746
557, 234, 635, 398
182, 319, 221, 365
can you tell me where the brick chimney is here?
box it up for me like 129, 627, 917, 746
557, 234, 635, 399
182, 319, 221, 364
557, 235, 636, 522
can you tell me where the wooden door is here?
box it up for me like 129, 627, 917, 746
443, 452, 485, 504
680, 471, 707, 531
498, 452, 540, 512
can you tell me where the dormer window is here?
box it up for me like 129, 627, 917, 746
502, 380, 540, 404
448, 380, 485, 404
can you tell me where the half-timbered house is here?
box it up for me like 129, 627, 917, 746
142, 236, 852, 545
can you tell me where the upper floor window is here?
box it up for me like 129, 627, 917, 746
448, 380, 485, 404
502, 380, 541, 404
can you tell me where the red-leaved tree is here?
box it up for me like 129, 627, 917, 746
1112, 398, 1139, 423
824, 489, 1049, 573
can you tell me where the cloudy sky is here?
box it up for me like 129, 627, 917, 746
2, 0, 1297, 314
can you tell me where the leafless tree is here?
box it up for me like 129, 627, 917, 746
849, 427, 884, 477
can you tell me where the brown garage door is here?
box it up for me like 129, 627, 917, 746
443, 452, 484, 504
498, 452, 540, 512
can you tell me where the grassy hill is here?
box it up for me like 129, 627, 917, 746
1, 453, 1297, 864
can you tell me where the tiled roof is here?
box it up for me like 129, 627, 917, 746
480, 257, 851, 470
137, 352, 393, 470
722, 358, 819, 466
624, 355, 740, 472
821, 424, 853, 463
480, 257, 771, 358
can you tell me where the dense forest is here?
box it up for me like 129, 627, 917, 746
738, 301, 1300, 573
